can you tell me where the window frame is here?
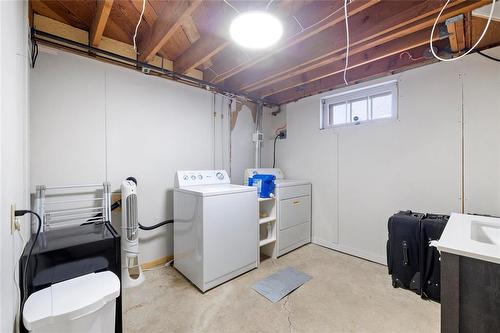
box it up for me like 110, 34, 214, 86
320, 80, 398, 129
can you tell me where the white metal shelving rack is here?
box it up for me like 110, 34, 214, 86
258, 196, 277, 265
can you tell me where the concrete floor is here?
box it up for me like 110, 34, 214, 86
123, 244, 439, 333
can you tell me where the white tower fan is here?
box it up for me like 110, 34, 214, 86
121, 179, 145, 288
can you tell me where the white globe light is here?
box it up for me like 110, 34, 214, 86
229, 11, 283, 49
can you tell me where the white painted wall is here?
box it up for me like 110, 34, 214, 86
263, 47, 500, 264
0, 1, 30, 332
30, 50, 229, 263
230, 102, 256, 185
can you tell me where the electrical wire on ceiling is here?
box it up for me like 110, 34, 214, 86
211, 3, 346, 83
266, 0, 275, 11
206, 66, 219, 77
293, 15, 305, 32
133, 0, 146, 53
343, 0, 350, 85
430, 0, 496, 62
223, 0, 240, 14
476, 49, 500, 62
399, 51, 425, 62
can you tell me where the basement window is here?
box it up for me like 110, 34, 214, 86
320, 80, 398, 129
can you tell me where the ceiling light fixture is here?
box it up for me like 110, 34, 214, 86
230, 11, 283, 49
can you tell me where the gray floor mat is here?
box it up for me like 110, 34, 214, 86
252, 267, 312, 303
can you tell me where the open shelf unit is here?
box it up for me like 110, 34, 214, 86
258, 196, 277, 265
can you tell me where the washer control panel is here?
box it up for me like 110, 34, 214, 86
175, 170, 230, 187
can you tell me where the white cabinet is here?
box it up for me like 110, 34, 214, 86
276, 183, 311, 257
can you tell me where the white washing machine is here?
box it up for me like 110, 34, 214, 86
244, 168, 311, 257
174, 170, 258, 292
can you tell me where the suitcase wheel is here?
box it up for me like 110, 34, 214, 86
392, 279, 399, 288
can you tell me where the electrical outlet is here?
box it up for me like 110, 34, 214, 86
10, 204, 18, 234
278, 129, 287, 139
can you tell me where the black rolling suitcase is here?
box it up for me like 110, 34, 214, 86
387, 210, 425, 293
420, 214, 449, 302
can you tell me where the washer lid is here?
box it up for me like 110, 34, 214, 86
275, 179, 310, 188
23, 271, 120, 330
175, 184, 257, 197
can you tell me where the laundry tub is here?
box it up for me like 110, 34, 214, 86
23, 271, 120, 333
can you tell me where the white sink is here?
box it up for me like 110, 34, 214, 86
438, 213, 500, 265
471, 220, 500, 245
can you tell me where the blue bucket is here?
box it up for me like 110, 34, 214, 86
248, 174, 276, 198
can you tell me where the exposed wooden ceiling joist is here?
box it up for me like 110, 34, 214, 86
174, 36, 230, 74
227, 0, 490, 94
90, 0, 114, 47
209, 0, 381, 84
267, 42, 447, 105
471, 15, 500, 49
29, 0, 499, 106
446, 15, 466, 52
255, 28, 445, 98
268, 14, 500, 105
138, 0, 202, 63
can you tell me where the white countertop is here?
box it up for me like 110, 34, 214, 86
437, 213, 500, 265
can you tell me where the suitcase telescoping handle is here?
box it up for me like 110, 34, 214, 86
402, 241, 409, 266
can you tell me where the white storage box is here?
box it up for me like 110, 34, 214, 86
23, 271, 120, 333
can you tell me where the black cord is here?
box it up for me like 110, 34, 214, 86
476, 50, 500, 62
15, 210, 42, 312
139, 220, 173, 230
272, 134, 279, 168
30, 41, 38, 68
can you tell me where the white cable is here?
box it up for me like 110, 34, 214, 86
223, 0, 240, 14
293, 15, 305, 31
133, 0, 146, 54
430, 0, 496, 62
266, 0, 275, 11
343, 0, 350, 85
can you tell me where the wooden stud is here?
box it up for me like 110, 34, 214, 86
256, 28, 444, 98
210, 0, 381, 84
180, 16, 201, 44
174, 36, 230, 74
267, 41, 447, 105
33, 14, 203, 79
138, 0, 202, 63
446, 15, 466, 53
90, 0, 114, 47
229, 0, 488, 93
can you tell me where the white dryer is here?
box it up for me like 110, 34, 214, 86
174, 170, 258, 292
244, 168, 311, 257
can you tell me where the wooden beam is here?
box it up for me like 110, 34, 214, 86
138, 0, 202, 63
230, 0, 488, 93
90, 0, 114, 47
174, 36, 230, 74
268, 41, 448, 105
30, 0, 73, 26
29, 0, 34, 27
33, 14, 203, 80
180, 16, 201, 44
446, 15, 466, 52
130, 0, 157, 27
255, 28, 444, 98
209, 0, 381, 84
471, 15, 500, 49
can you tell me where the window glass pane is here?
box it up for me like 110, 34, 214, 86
350, 98, 368, 122
371, 93, 393, 119
329, 103, 347, 125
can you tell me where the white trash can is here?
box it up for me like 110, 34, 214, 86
23, 271, 120, 333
